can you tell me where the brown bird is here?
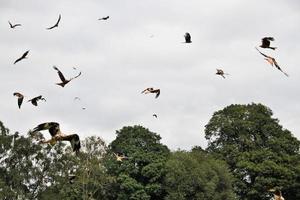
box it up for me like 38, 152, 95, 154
113, 152, 128, 162
216, 69, 229, 78
8, 21, 21, 29
14, 50, 29, 64
184, 32, 192, 43
28, 95, 46, 106
30, 122, 81, 153
269, 188, 285, 200
53, 66, 82, 87
260, 37, 277, 50
46, 14, 61, 30
13, 92, 24, 109
98, 16, 109, 20
141, 87, 160, 98
255, 47, 288, 77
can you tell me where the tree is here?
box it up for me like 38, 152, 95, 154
105, 125, 170, 200
205, 103, 300, 200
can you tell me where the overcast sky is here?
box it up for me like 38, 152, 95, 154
1, 0, 299, 150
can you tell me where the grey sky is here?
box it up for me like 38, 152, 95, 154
1, 0, 299, 150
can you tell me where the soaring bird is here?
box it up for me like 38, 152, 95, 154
53, 66, 82, 87
30, 122, 80, 153
8, 21, 21, 29
260, 37, 276, 50
46, 14, 61, 30
141, 87, 160, 98
216, 69, 229, 78
269, 188, 285, 200
113, 152, 128, 162
28, 95, 46, 106
255, 47, 288, 77
13, 92, 24, 109
98, 16, 109, 20
14, 50, 29, 64
184, 32, 192, 43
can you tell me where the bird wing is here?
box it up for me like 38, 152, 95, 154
261, 38, 270, 47
255, 47, 269, 58
60, 134, 81, 152
14, 57, 23, 64
69, 71, 82, 81
8, 21, 13, 28
17, 96, 24, 108
22, 51, 29, 58
53, 66, 67, 82
185, 33, 191, 42
46, 14, 61, 29
31, 122, 60, 137
273, 60, 289, 77
155, 89, 160, 98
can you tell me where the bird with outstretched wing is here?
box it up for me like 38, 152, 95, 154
13, 92, 24, 109
28, 95, 46, 106
14, 50, 29, 64
8, 21, 21, 29
260, 37, 276, 50
46, 14, 61, 30
53, 66, 82, 87
141, 87, 160, 98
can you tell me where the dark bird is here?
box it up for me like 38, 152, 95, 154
98, 16, 109, 20
260, 37, 276, 50
269, 188, 285, 200
53, 66, 82, 87
46, 14, 61, 30
255, 47, 288, 77
74, 97, 81, 101
28, 95, 46, 106
184, 32, 192, 43
8, 21, 21, 29
216, 69, 229, 78
14, 50, 29, 64
30, 122, 81, 153
141, 87, 160, 98
153, 114, 158, 118
13, 92, 24, 109
113, 152, 128, 162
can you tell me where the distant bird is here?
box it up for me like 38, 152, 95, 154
81, 107, 86, 110
260, 37, 276, 50
269, 188, 285, 200
216, 69, 229, 78
28, 95, 46, 106
113, 152, 128, 162
30, 122, 81, 153
74, 97, 81, 101
153, 114, 158, 118
14, 50, 29, 64
8, 21, 21, 29
255, 47, 288, 77
141, 87, 160, 98
13, 92, 24, 109
184, 32, 192, 43
53, 66, 82, 87
98, 16, 109, 20
46, 14, 61, 30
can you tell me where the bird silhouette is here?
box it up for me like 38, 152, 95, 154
141, 87, 160, 98
153, 114, 158, 118
13, 92, 24, 109
260, 37, 276, 50
216, 69, 229, 78
98, 16, 109, 20
30, 122, 81, 153
255, 47, 288, 77
14, 50, 29, 64
28, 95, 46, 106
53, 66, 82, 87
184, 32, 192, 43
8, 21, 21, 29
46, 14, 61, 30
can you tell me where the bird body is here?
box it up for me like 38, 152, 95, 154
14, 50, 29, 64
141, 87, 160, 98
260, 37, 276, 50
153, 114, 158, 118
53, 66, 82, 87
13, 92, 24, 109
216, 69, 229, 78
28, 95, 46, 106
8, 21, 21, 29
98, 16, 109, 20
46, 14, 61, 30
184, 32, 192, 43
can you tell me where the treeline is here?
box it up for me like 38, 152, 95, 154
0, 103, 299, 200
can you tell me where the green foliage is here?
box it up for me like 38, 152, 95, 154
164, 150, 235, 200
205, 103, 300, 200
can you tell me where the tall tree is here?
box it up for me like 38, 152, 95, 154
205, 103, 300, 200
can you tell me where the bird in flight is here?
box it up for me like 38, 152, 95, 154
216, 69, 229, 78
14, 50, 29, 64
184, 32, 192, 43
8, 21, 21, 29
53, 66, 82, 87
13, 92, 24, 109
113, 152, 128, 162
98, 16, 109, 20
268, 188, 285, 200
46, 14, 61, 30
153, 114, 158, 118
28, 95, 46, 106
30, 122, 81, 153
74, 97, 81, 101
260, 37, 276, 50
141, 87, 160, 98
255, 48, 288, 77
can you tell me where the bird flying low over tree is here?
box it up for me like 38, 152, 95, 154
46, 14, 61, 30
53, 66, 82, 87
184, 32, 192, 43
113, 152, 128, 162
268, 188, 285, 200
8, 21, 21, 29
14, 50, 29, 64
141, 87, 160, 98
13, 92, 24, 109
255, 47, 289, 77
216, 69, 229, 78
28, 95, 46, 106
260, 37, 277, 50
30, 122, 81, 153
98, 16, 109, 20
